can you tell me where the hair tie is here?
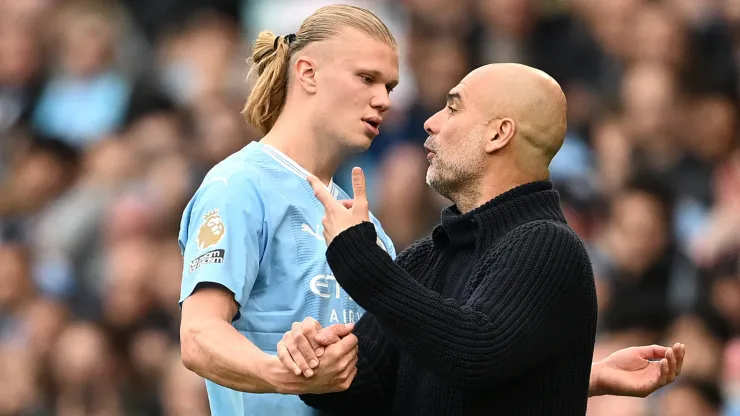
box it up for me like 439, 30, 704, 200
273, 33, 297, 50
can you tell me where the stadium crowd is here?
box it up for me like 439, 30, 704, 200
0, 0, 739, 414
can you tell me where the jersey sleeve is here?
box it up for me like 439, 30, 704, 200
369, 213, 397, 260
178, 175, 264, 310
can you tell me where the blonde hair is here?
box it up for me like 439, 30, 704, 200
242, 5, 397, 135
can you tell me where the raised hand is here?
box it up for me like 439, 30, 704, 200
306, 167, 370, 245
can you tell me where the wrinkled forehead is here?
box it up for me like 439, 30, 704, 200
447, 77, 484, 110
451, 68, 524, 115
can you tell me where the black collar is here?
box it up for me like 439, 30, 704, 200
432, 181, 565, 249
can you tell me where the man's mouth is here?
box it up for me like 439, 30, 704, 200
424, 144, 436, 162
362, 117, 382, 134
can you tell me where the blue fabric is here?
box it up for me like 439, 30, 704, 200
178, 141, 396, 415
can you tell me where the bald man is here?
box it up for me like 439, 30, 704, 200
278, 64, 679, 415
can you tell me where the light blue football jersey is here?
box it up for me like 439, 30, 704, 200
178, 141, 397, 416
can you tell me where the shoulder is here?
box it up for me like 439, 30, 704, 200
181, 150, 269, 233
503, 220, 586, 252
195, 149, 268, 205
489, 220, 592, 275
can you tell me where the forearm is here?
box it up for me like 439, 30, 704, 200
327, 224, 485, 347
327, 222, 585, 388
181, 317, 289, 393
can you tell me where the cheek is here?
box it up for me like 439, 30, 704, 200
438, 125, 462, 156
340, 80, 365, 109
327, 76, 361, 102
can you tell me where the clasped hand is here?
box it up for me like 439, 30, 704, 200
276, 317, 358, 394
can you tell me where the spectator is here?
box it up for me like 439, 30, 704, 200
0, 0, 739, 414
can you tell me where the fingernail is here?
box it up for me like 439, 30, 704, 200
316, 335, 326, 343
310, 360, 318, 368
305, 369, 314, 377
294, 368, 302, 376
316, 347, 324, 357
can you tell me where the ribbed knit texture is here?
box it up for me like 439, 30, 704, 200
301, 181, 598, 415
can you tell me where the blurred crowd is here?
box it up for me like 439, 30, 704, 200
1, 0, 740, 415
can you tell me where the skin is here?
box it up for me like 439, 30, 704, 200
262, 27, 398, 184
281, 63, 686, 399
179, 27, 399, 394
423, 63, 567, 213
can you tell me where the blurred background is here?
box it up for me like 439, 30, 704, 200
0, 0, 738, 414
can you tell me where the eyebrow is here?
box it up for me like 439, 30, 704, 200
363, 69, 399, 90
447, 92, 462, 106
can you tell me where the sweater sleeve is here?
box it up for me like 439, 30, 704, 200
325, 221, 594, 391
299, 312, 398, 414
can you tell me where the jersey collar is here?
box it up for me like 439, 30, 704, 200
260, 143, 340, 198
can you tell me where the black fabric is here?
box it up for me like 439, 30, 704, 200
301, 181, 598, 415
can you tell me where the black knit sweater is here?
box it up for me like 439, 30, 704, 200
301, 181, 598, 415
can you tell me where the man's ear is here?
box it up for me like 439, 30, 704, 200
295, 56, 317, 94
485, 118, 516, 154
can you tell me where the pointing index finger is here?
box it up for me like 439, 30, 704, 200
307, 175, 337, 209
351, 167, 367, 204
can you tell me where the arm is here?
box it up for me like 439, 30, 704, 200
177, 175, 291, 393
181, 285, 358, 395
298, 313, 398, 413
326, 221, 593, 390
178, 174, 358, 395
180, 284, 295, 393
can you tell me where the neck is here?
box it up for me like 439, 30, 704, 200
454, 164, 549, 214
260, 104, 344, 185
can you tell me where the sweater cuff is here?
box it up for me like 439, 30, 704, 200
327, 221, 379, 255
326, 221, 387, 298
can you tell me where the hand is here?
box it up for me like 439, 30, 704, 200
307, 167, 370, 245
271, 332, 359, 395
276, 317, 355, 377
591, 342, 685, 398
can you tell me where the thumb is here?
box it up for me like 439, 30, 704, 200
315, 323, 355, 345
351, 167, 367, 207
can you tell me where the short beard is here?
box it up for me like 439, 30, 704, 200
426, 160, 483, 213
425, 125, 487, 212
426, 162, 462, 201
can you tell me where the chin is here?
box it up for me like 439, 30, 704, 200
426, 171, 439, 191
426, 165, 440, 182
348, 134, 374, 152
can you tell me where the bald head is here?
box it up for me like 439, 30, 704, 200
423, 63, 568, 212
461, 63, 567, 164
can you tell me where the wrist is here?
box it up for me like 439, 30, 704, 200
589, 360, 605, 397
261, 355, 303, 395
